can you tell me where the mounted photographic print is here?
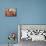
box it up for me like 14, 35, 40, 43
5, 8, 16, 16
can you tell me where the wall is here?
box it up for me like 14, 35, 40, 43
0, 0, 46, 44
